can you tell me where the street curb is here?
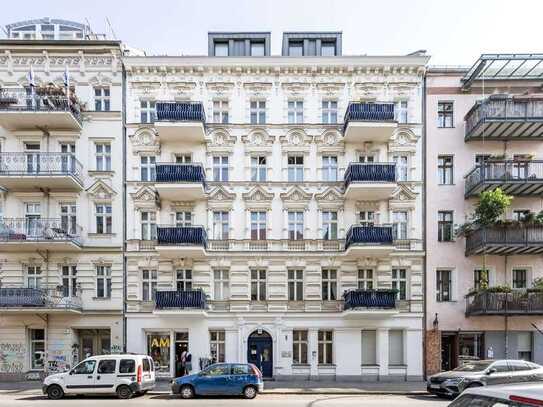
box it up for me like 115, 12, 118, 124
147, 390, 429, 396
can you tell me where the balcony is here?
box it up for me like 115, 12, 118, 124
155, 225, 207, 258
465, 96, 543, 141
343, 289, 398, 318
155, 102, 206, 142
0, 218, 82, 252
0, 89, 82, 131
154, 163, 206, 201
0, 152, 83, 191
465, 160, 543, 197
0, 286, 82, 313
343, 102, 397, 143
206, 239, 344, 252
465, 225, 543, 256
154, 290, 207, 316
466, 291, 543, 316
344, 225, 394, 257
344, 162, 397, 200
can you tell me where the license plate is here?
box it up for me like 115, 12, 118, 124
430, 384, 441, 389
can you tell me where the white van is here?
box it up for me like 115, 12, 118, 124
42, 354, 155, 399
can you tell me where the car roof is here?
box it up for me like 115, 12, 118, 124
463, 383, 543, 400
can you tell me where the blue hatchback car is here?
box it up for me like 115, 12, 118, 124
171, 363, 264, 399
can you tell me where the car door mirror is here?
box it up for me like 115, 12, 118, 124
486, 368, 497, 375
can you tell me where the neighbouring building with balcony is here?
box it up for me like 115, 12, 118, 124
0, 39, 124, 379
124, 32, 427, 380
425, 54, 543, 376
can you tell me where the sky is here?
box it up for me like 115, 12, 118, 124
2, 0, 542, 65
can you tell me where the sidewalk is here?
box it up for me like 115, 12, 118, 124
0, 380, 428, 395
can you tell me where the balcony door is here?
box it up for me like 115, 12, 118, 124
24, 202, 41, 238
26, 265, 42, 289
60, 143, 76, 174
24, 143, 40, 174
60, 203, 77, 235
393, 211, 408, 240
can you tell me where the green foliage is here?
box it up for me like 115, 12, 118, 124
473, 188, 513, 226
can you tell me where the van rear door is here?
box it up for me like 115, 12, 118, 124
142, 357, 155, 387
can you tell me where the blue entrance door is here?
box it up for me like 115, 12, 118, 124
247, 331, 273, 378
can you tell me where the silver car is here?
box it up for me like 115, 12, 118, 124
427, 360, 543, 398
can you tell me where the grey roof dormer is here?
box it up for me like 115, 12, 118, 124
208, 32, 271, 57
282, 32, 342, 56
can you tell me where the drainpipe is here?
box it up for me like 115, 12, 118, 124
422, 73, 428, 379
504, 255, 509, 358
121, 56, 127, 353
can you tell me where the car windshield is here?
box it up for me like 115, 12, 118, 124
452, 361, 493, 372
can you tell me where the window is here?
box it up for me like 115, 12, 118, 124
436, 269, 452, 302
288, 41, 303, 56
176, 269, 192, 291
288, 101, 304, 124
141, 211, 157, 241
30, 329, 45, 370
214, 269, 229, 300
318, 330, 333, 364
288, 269, 304, 301
60, 143, 76, 174
321, 42, 336, 57
250, 42, 265, 56
60, 203, 77, 235
251, 269, 266, 301
73, 359, 96, 374
438, 155, 453, 185
288, 155, 304, 182
250, 101, 266, 124
232, 364, 250, 375
393, 211, 408, 240
358, 154, 375, 163
392, 268, 407, 300
358, 269, 374, 290
288, 211, 304, 240
119, 359, 135, 374
175, 211, 192, 227
473, 269, 488, 291
214, 42, 228, 56
142, 269, 157, 302
321, 269, 337, 300
512, 268, 528, 289
396, 100, 408, 123
96, 265, 112, 298
147, 333, 170, 375
95, 143, 112, 171
475, 154, 491, 166
175, 154, 192, 163
389, 330, 404, 365
251, 156, 267, 181
213, 100, 229, 124
438, 211, 454, 242
140, 100, 156, 123
250, 211, 266, 240
437, 102, 453, 128
97, 359, 116, 374
361, 330, 377, 365
322, 155, 338, 181
322, 100, 338, 124
513, 210, 530, 222
61, 265, 77, 298
94, 87, 111, 111
213, 156, 229, 181
394, 155, 408, 181
25, 202, 41, 236
205, 364, 230, 376
212, 211, 229, 240
27, 266, 42, 289
322, 211, 338, 240
359, 211, 375, 227
209, 331, 225, 363
140, 156, 156, 181
517, 333, 532, 361
96, 204, 112, 234
292, 330, 308, 364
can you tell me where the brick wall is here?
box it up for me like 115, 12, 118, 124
425, 329, 441, 376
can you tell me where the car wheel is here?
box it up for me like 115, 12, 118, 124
46, 384, 64, 400
180, 385, 195, 399
243, 385, 257, 399
116, 385, 133, 399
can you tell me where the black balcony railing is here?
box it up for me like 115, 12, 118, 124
0, 152, 83, 181
0, 89, 82, 124
344, 162, 396, 189
466, 291, 543, 316
155, 101, 206, 122
345, 225, 393, 250
344, 102, 395, 123
155, 163, 206, 185
465, 97, 543, 141
155, 290, 207, 310
0, 218, 82, 245
343, 289, 397, 311
156, 225, 207, 248
465, 160, 543, 197
0, 286, 82, 309
465, 225, 543, 256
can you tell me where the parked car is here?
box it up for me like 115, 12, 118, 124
171, 362, 264, 399
428, 359, 543, 398
448, 382, 543, 406
42, 354, 155, 400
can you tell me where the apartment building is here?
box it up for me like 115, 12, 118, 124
425, 54, 543, 375
0, 38, 124, 379
124, 32, 427, 381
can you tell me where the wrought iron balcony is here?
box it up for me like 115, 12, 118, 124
343, 102, 397, 143
0, 286, 82, 310
156, 102, 206, 122
465, 160, 543, 197
343, 289, 397, 311
345, 225, 394, 250
466, 291, 543, 316
156, 225, 207, 258
465, 225, 543, 256
0, 152, 83, 191
344, 102, 395, 123
465, 96, 543, 141
155, 163, 206, 201
154, 290, 207, 310
0, 218, 82, 251
155, 102, 206, 143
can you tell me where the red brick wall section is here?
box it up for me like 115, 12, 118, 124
426, 330, 442, 376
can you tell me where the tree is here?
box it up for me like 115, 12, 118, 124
473, 188, 512, 226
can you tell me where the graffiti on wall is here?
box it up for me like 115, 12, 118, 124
0, 343, 25, 373
110, 344, 122, 354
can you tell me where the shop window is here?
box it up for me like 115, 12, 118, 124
147, 333, 170, 376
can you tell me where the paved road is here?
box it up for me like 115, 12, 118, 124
0, 393, 450, 407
